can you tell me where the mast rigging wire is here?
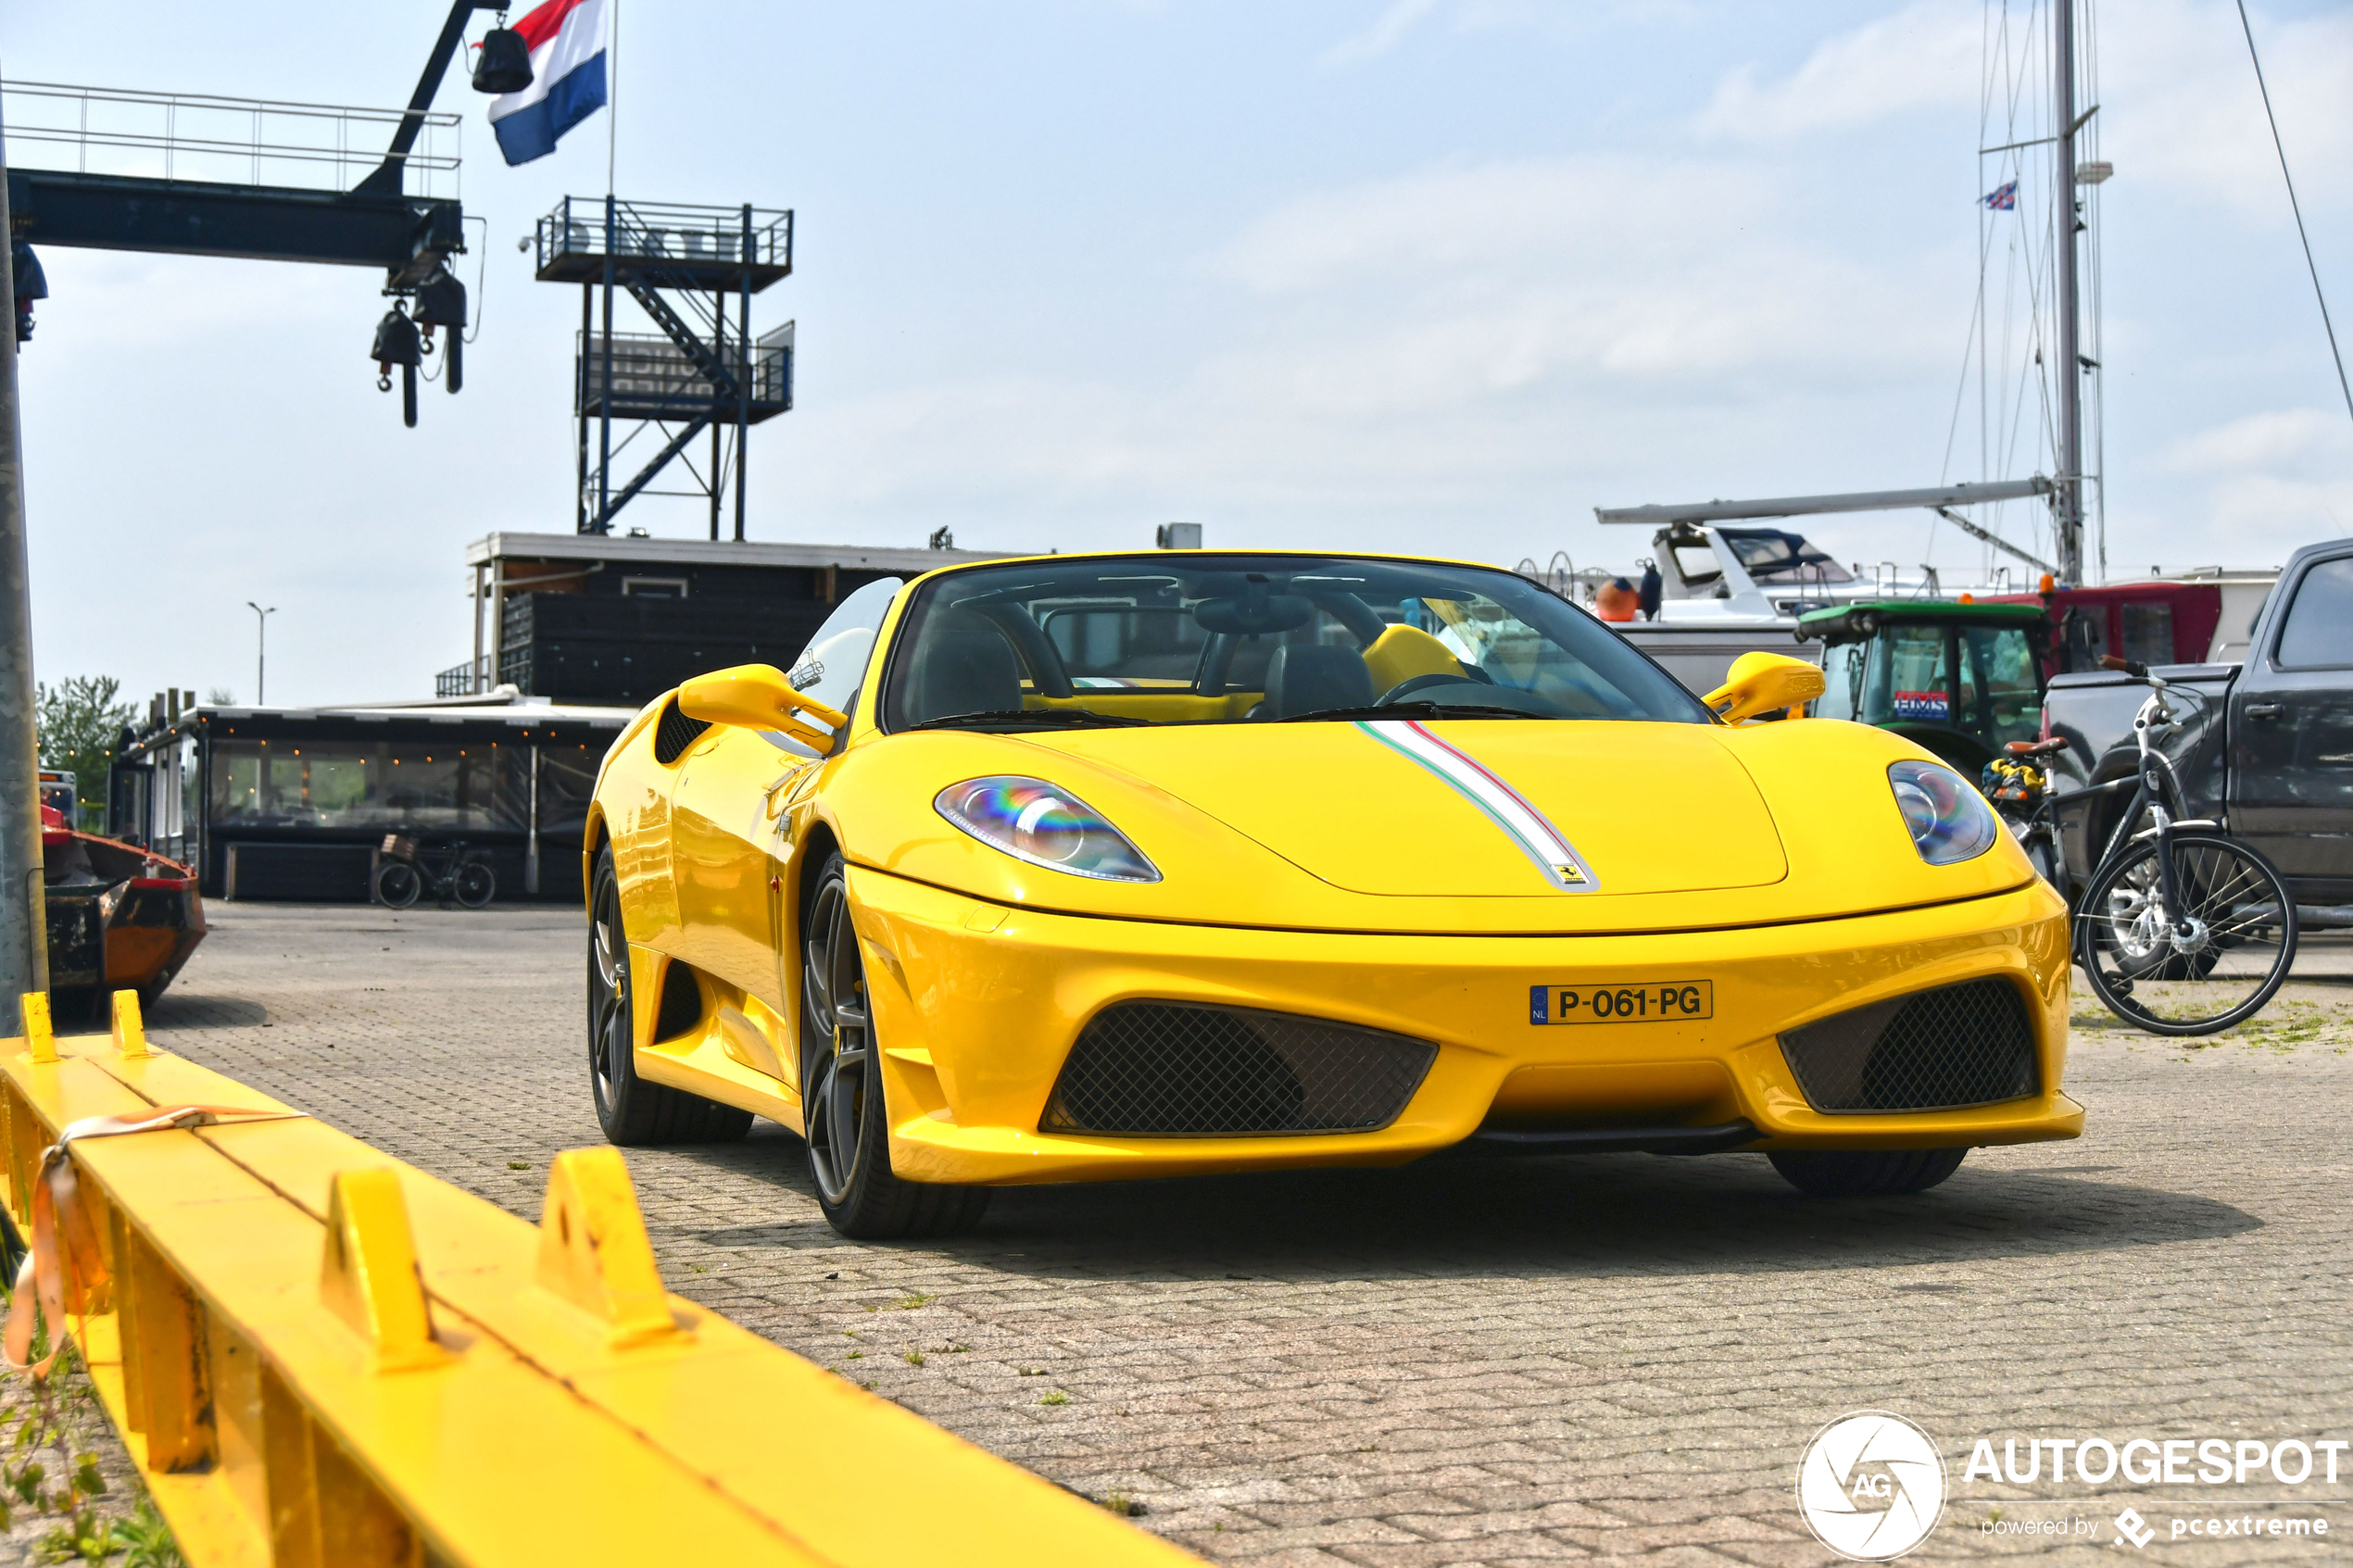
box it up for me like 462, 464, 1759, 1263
2233, 0, 2353, 428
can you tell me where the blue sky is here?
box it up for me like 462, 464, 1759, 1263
6, 0, 2349, 705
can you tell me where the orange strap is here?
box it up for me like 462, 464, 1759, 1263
3, 1105, 306, 1379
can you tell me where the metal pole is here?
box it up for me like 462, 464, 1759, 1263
598, 194, 615, 533
710, 284, 723, 542
576, 280, 591, 533
247, 602, 274, 704
2053, 0, 2084, 585
736, 205, 750, 543
0, 95, 52, 1004
524, 744, 540, 897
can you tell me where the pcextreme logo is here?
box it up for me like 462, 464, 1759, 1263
1795, 1411, 1948, 1562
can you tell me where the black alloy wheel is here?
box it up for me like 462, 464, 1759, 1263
799, 853, 989, 1238
587, 847, 750, 1146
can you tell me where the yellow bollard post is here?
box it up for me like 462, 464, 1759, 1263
110, 990, 152, 1058
19, 992, 55, 1064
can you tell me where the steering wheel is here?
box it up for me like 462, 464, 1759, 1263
1376, 669, 1494, 705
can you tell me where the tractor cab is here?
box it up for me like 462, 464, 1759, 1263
1797, 600, 2048, 773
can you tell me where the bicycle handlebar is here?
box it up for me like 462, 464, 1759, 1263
2098, 654, 2148, 678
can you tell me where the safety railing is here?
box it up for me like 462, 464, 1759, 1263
575, 329, 794, 418
3, 992, 1198, 1568
535, 196, 794, 279
0, 81, 462, 198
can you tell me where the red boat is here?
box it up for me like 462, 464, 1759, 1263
41, 802, 207, 1017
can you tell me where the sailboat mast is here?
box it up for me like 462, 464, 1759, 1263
2054, 0, 2085, 583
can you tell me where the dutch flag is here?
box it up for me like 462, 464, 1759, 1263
486, 0, 609, 167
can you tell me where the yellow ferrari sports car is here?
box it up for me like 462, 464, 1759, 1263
584, 550, 2079, 1237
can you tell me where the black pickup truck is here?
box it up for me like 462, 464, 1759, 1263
2042, 538, 2352, 917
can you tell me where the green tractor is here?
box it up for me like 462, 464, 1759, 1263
1796, 600, 2048, 774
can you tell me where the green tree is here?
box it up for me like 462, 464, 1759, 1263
35, 675, 136, 822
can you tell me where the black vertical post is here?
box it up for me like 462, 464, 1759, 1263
736, 205, 751, 543
598, 194, 616, 533
575, 282, 591, 533
709, 283, 723, 541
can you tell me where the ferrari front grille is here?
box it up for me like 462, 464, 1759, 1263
1040, 1003, 1437, 1137
1779, 977, 2038, 1114
652, 697, 712, 765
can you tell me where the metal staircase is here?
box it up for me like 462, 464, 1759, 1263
534, 195, 796, 538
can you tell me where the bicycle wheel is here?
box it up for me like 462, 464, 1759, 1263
374, 859, 422, 909
454, 861, 497, 909
2077, 832, 2297, 1035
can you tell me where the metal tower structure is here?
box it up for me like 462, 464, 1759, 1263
534, 195, 795, 538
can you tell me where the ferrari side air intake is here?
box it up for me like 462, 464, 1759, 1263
1779, 977, 2039, 1113
1040, 1002, 1437, 1136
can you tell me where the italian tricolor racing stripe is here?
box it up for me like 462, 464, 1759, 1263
1353, 720, 1598, 892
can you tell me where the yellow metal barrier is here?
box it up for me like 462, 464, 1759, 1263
3, 996, 1200, 1567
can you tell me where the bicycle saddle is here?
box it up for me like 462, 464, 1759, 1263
2006, 738, 2069, 757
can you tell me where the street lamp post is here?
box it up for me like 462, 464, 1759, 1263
246, 602, 277, 706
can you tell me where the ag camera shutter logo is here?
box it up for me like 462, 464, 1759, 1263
1796, 1411, 1948, 1561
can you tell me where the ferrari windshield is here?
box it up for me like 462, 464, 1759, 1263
879, 554, 1711, 731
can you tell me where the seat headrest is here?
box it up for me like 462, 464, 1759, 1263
904, 610, 1025, 724
1263, 643, 1374, 720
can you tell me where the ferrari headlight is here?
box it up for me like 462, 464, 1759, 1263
1888, 759, 1998, 865
935, 776, 1162, 883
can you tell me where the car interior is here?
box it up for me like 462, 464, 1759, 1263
878, 557, 1708, 731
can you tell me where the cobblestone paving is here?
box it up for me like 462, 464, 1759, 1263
139, 903, 2353, 1566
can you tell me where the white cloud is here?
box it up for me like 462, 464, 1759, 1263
1321, 0, 1444, 68
2164, 407, 2351, 474
772, 147, 1976, 554
1692, 0, 2353, 213
1696, 0, 1979, 142
2098, 0, 2353, 214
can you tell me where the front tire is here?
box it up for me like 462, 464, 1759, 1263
800, 854, 989, 1239
454, 860, 496, 909
587, 847, 752, 1146
1769, 1148, 1968, 1197
2076, 833, 2296, 1036
374, 859, 422, 909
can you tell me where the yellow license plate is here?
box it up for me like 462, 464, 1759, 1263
1529, 981, 1714, 1025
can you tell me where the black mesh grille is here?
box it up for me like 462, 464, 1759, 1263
1041, 1003, 1437, 1136
652, 697, 712, 765
1780, 977, 2039, 1113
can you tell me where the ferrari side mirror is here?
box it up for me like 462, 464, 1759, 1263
1703, 652, 1826, 725
679, 664, 851, 753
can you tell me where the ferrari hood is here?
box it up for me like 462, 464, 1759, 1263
830, 717, 2036, 935
1027, 721, 1786, 898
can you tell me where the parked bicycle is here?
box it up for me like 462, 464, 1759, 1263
373, 834, 497, 909
1990, 656, 2296, 1035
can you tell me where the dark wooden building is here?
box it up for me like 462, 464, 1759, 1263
443, 533, 1013, 705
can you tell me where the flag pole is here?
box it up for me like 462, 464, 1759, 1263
616, 0, 625, 197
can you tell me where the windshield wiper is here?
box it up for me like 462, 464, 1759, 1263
910, 709, 1150, 731
1276, 701, 1550, 723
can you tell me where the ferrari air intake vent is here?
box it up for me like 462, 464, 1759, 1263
1040, 1003, 1436, 1137
1779, 977, 2038, 1114
652, 697, 712, 765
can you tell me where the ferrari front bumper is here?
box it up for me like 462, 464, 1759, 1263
848, 866, 2081, 1185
